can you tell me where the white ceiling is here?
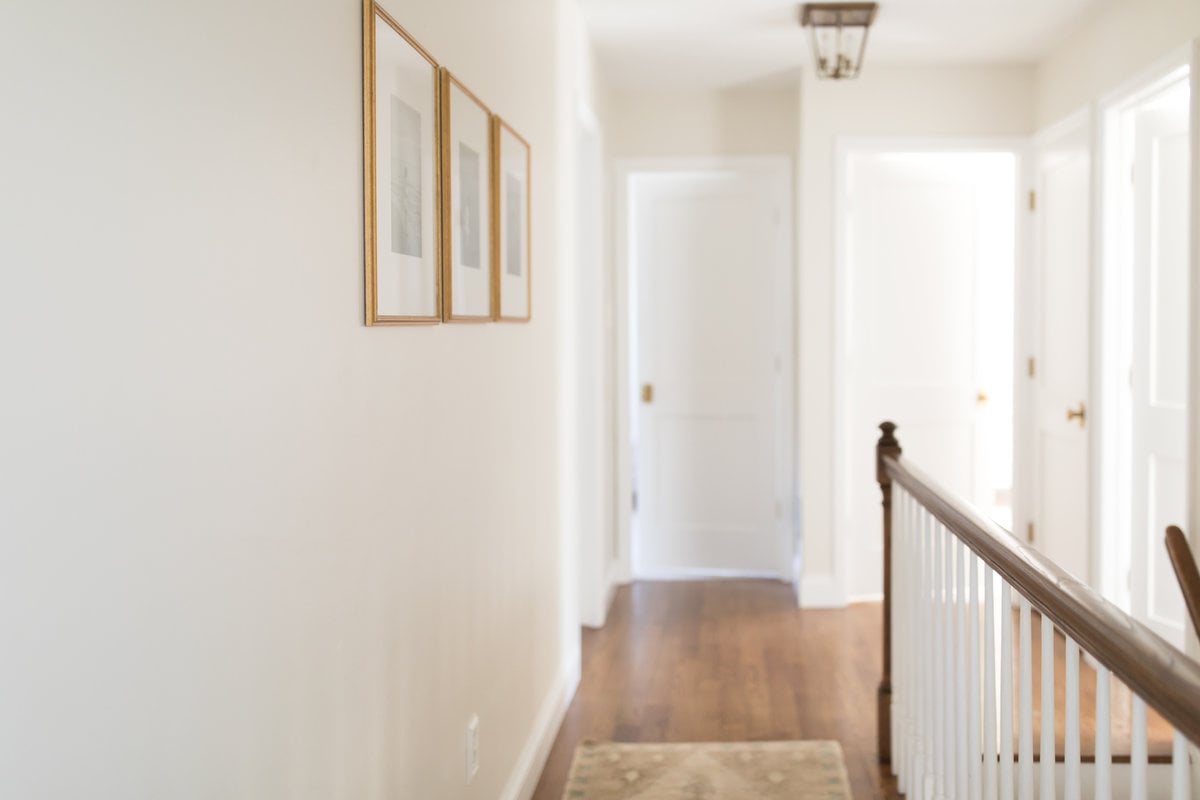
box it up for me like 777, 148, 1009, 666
581, 0, 1101, 91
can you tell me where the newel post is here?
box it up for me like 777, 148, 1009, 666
876, 421, 901, 765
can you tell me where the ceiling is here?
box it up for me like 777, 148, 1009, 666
581, 0, 1101, 91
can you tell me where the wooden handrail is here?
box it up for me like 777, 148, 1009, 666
875, 422, 1200, 755
1165, 525, 1200, 641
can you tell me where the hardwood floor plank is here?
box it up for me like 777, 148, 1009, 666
531, 580, 897, 800
530, 579, 1176, 800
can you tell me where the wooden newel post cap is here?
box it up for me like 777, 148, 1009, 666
876, 421, 900, 485
877, 421, 898, 448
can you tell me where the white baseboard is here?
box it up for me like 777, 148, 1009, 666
634, 566, 788, 581
500, 649, 581, 800
847, 592, 883, 604
798, 573, 846, 608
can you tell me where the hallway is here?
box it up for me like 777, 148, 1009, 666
532, 581, 895, 799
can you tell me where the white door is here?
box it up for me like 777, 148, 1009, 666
843, 150, 1016, 598
1028, 120, 1092, 584
632, 167, 791, 577
1129, 80, 1191, 647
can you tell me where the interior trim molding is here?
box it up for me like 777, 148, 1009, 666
501, 649, 581, 800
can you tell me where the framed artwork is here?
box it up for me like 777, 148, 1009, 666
491, 117, 532, 322
362, 1, 441, 326
439, 68, 494, 322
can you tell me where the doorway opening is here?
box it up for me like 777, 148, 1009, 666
616, 159, 796, 584
835, 143, 1020, 601
1098, 60, 1192, 647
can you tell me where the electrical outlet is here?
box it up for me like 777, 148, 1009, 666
465, 715, 480, 783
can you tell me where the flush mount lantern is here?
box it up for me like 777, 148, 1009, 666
800, 3, 879, 80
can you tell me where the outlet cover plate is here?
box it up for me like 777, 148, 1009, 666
465, 715, 480, 783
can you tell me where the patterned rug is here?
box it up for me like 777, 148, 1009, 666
561, 740, 853, 799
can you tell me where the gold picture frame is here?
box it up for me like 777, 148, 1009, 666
491, 117, 532, 322
439, 68, 495, 323
362, 0, 442, 326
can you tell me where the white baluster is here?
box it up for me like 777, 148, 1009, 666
984, 564, 997, 800
921, 510, 931, 800
956, 540, 968, 800
944, 526, 956, 800
969, 553, 982, 800
924, 511, 937, 800
1095, 668, 1111, 800
1131, 695, 1147, 800
1040, 613, 1055, 800
934, 522, 945, 800
900, 491, 911, 792
908, 495, 920, 795
1000, 583, 1013, 800
1018, 599, 1033, 800
1063, 637, 1079, 800
892, 490, 903, 785
1171, 730, 1189, 800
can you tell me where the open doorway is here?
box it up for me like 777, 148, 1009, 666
836, 143, 1020, 600
1099, 59, 1192, 648
617, 159, 795, 582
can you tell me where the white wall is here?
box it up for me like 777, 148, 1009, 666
1034, 0, 1200, 128
0, 0, 580, 797
608, 88, 799, 157
797, 65, 1035, 605
558, 0, 617, 630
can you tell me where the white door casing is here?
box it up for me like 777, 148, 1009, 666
630, 163, 793, 578
575, 102, 615, 629
1029, 117, 1093, 585
1129, 79, 1191, 648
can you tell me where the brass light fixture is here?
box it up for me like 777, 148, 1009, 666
799, 3, 879, 80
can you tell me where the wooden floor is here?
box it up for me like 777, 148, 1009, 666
532, 580, 1178, 800
531, 580, 896, 800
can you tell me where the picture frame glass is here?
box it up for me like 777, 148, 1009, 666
373, 14, 438, 320
446, 79, 493, 319
496, 124, 530, 321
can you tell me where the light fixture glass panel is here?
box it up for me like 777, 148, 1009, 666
838, 25, 865, 76
813, 26, 838, 75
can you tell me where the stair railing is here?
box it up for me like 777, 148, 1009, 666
876, 421, 1200, 800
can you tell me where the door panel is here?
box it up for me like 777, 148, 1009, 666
634, 170, 788, 576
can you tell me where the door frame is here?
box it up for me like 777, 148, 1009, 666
1189, 39, 1200, 660
1095, 46, 1193, 608
1018, 109, 1095, 595
573, 95, 616, 629
612, 156, 797, 585
832, 136, 1028, 604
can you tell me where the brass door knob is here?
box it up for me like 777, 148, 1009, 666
1066, 401, 1086, 427
641, 383, 654, 404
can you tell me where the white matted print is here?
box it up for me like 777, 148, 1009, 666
363, 2, 440, 325
492, 118, 531, 321
440, 69, 493, 321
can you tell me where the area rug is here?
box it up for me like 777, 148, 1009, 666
561, 740, 852, 799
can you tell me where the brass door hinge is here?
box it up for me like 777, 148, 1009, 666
1026, 522, 1035, 544
1028, 190, 1037, 211
1027, 357, 1036, 378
